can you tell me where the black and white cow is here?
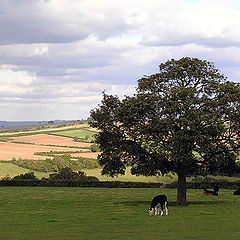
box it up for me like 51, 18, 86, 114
233, 189, 240, 195
148, 195, 168, 216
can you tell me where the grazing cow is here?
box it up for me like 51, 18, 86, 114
148, 195, 168, 216
203, 186, 219, 196
233, 189, 240, 195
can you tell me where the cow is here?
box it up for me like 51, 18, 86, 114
203, 186, 219, 196
148, 195, 168, 216
233, 189, 240, 195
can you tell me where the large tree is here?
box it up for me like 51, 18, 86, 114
90, 57, 240, 206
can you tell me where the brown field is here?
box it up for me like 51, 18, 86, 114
10, 134, 92, 148
72, 152, 100, 159
0, 141, 82, 160
0, 133, 100, 161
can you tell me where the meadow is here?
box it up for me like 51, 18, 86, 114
50, 128, 96, 143
0, 187, 239, 240
1, 123, 240, 239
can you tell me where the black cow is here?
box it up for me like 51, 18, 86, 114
233, 189, 240, 195
203, 186, 219, 196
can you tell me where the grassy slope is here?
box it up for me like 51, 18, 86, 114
0, 187, 239, 240
0, 162, 50, 179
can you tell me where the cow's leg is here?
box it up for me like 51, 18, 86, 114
155, 204, 160, 215
160, 204, 164, 216
165, 202, 168, 216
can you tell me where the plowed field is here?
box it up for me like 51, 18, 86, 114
72, 152, 100, 159
0, 141, 80, 160
10, 134, 91, 148
0, 133, 100, 161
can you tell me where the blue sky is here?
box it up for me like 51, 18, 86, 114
0, 0, 240, 121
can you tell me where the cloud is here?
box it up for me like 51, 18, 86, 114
0, 0, 240, 120
139, 0, 240, 48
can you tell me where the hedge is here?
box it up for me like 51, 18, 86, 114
0, 179, 163, 188
1, 179, 240, 189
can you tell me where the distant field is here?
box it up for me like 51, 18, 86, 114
0, 123, 88, 136
84, 168, 178, 183
0, 162, 50, 179
0, 187, 239, 240
0, 141, 86, 161
10, 134, 91, 148
51, 128, 96, 143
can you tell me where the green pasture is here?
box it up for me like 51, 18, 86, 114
0, 187, 239, 240
51, 128, 96, 142
1, 162, 239, 185
84, 168, 178, 183
0, 162, 50, 179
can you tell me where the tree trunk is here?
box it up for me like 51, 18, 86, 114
176, 174, 188, 206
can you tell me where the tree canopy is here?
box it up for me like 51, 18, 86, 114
90, 57, 240, 206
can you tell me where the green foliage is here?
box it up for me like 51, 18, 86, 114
1, 167, 100, 185
0, 136, 10, 142
12, 172, 38, 180
11, 155, 99, 173
49, 167, 88, 180
90, 143, 100, 152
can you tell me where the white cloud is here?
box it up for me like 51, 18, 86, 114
0, 0, 240, 120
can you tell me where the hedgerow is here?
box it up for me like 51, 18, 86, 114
11, 154, 99, 172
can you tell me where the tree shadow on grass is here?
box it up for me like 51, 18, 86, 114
187, 200, 226, 205
114, 200, 226, 207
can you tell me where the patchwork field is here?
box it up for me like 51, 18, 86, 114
0, 124, 103, 177
0, 141, 83, 160
0, 124, 100, 163
10, 134, 92, 148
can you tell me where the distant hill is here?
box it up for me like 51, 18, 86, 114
0, 120, 69, 128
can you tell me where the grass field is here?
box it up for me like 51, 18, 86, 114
0, 187, 239, 240
0, 162, 50, 179
51, 128, 96, 142
84, 168, 178, 183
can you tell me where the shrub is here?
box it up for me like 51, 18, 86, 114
11, 155, 99, 173
90, 143, 100, 152
49, 167, 99, 182
12, 172, 38, 181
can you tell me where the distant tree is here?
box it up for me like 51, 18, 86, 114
90, 57, 240, 206
49, 167, 99, 182
49, 167, 82, 180
90, 143, 100, 152
12, 172, 38, 180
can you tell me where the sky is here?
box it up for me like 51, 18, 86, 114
1, 0, 240, 121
